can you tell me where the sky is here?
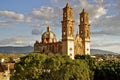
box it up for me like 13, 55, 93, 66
0, 0, 120, 53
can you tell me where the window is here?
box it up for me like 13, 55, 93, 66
81, 34, 83, 37
64, 13, 66, 17
81, 17, 83, 22
70, 48, 72, 50
87, 48, 89, 51
86, 30, 89, 38
63, 27, 66, 35
63, 32, 66, 35
81, 31, 83, 33
69, 27, 72, 35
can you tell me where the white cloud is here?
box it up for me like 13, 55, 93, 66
51, 0, 58, 3
32, 6, 57, 20
0, 11, 24, 20
31, 6, 61, 28
94, 6, 107, 19
94, 0, 103, 4
106, 15, 115, 18
80, 0, 107, 21
0, 10, 31, 22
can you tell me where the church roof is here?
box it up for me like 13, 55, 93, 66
42, 26, 56, 39
0, 63, 7, 72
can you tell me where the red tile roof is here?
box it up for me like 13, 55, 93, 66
0, 63, 7, 72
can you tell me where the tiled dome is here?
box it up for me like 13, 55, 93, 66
42, 26, 56, 43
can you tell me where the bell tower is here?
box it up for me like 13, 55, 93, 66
61, 3, 74, 59
79, 9, 90, 55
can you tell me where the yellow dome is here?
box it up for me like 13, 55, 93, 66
42, 26, 56, 43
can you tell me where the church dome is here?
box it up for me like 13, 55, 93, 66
42, 26, 56, 43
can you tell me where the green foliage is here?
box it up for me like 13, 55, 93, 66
11, 54, 90, 80
11, 53, 47, 80
94, 61, 120, 80
11, 54, 120, 80
75, 55, 96, 80
75, 55, 96, 70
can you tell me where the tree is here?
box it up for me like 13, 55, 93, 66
11, 54, 90, 80
41, 55, 90, 80
94, 61, 120, 80
75, 55, 97, 80
11, 53, 47, 80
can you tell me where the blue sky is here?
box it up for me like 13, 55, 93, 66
0, 0, 120, 53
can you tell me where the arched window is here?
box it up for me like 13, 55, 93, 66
69, 27, 72, 35
64, 13, 66, 17
81, 17, 83, 22
86, 30, 89, 38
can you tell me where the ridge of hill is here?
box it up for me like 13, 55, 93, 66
0, 46, 33, 54
90, 49, 118, 55
0, 46, 119, 55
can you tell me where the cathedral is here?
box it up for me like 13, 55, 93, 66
34, 3, 90, 59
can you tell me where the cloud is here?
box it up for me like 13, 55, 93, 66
78, 0, 119, 36
93, 6, 107, 19
36, 0, 107, 30
33, 0, 119, 37
0, 11, 24, 20
32, 6, 58, 20
0, 10, 31, 28
4, 37, 37, 47
31, 6, 61, 28
32, 29, 44, 35
0, 36, 30, 46
91, 13, 120, 36
31, 24, 47, 28
74, 0, 107, 23
91, 39, 120, 47
115, 0, 120, 10
91, 38, 120, 53
51, 0, 58, 3
0, 10, 31, 23
94, 0, 103, 3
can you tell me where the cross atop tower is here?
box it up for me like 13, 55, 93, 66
47, 26, 51, 32
66, 3, 70, 7
82, 8, 85, 12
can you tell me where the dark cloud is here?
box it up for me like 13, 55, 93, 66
32, 29, 44, 35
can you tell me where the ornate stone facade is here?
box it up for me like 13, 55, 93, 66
34, 3, 90, 59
